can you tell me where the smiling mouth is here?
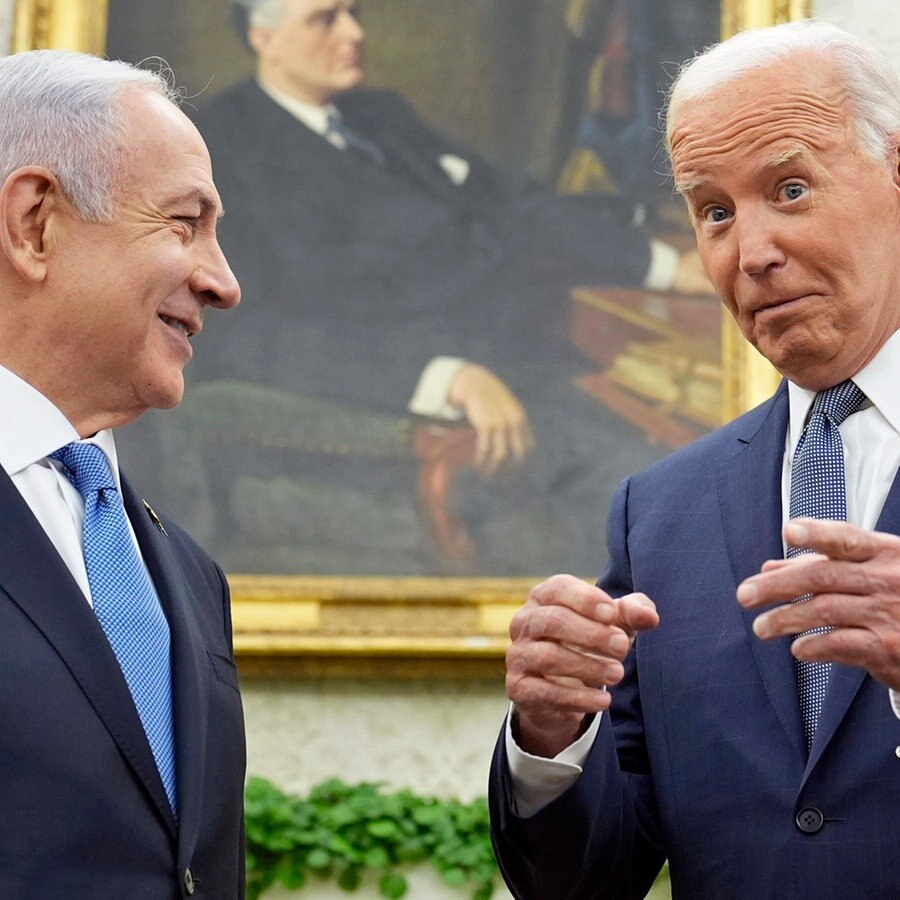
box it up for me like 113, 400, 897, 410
159, 314, 195, 338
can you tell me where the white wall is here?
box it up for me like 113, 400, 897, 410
242, 677, 508, 801
813, 0, 900, 74
0, 0, 14, 54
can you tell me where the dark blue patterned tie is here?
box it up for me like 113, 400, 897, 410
51, 442, 177, 812
325, 111, 386, 166
788, 379, 866, 748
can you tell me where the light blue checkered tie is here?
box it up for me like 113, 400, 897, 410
787, 379, 866, 748
52, 442, 177, 813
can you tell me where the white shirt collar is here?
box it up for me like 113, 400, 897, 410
257, 77, 338, 136
787, 328, 900, 452
0, 363, 122, 488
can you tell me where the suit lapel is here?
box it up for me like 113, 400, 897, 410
804, 466, 900, 775
0, 465, 176, 833
716, 383, 807, 758
338, 95, 466, 208
122, 478, 210, 868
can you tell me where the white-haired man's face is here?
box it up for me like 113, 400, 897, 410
250, 0, 365, 106
670, 53, 900, 391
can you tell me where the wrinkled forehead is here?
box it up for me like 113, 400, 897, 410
668, 58, 852, 182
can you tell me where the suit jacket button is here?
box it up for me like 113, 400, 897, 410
184, 867, 195, 895
795, 807, 824, 834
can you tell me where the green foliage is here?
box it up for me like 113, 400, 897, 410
244, 776, 499, 899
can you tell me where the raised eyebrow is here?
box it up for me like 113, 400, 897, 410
762, 146, 806, 170
674, 180, 702, 197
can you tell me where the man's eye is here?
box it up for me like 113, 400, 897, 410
779, 182, 807, 201
703, 205, 731, 223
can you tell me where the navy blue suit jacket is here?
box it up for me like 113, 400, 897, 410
490, 383, 900, 898
0, 465, 246, 899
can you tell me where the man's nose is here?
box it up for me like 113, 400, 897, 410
192, 239, 241, 310
339, 7, 364, 41
736, 207, 787, 276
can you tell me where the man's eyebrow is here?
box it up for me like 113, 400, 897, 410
167, 188, 223, 218
762, 146, 806, 169
674, 180, 702, 196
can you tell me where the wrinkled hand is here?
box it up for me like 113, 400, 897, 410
672, 248, 715, 295
506, 575, 659, 757
737, 518, 900, 691
448, 362, 534, 476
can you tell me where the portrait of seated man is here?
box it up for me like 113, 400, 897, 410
120, 0, 715, 577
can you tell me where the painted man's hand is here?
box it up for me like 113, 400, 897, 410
672, 248, 715, 295
448, 362, 534, 476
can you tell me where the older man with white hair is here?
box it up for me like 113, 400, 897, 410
0, 50, 245, 897
489, 19, 900, 899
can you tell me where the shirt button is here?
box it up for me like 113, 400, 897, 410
894, 746, 900, 759
183, 867, 195, 895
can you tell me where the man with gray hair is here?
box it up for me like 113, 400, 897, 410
0, 50, 245, 897
489, 20, 900, 898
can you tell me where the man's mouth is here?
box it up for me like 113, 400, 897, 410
159, 314, 195, 338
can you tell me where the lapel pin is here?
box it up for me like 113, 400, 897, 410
142, 499, 168, 536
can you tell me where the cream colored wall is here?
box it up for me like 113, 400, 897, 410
242, 677, 509, 801
813, 0, 900, 73
0, 0, 14, 54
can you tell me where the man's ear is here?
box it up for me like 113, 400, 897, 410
0, 166, 61, 283
248, 25, 273, 56
891, 133, 900, 188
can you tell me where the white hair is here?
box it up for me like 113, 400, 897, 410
665, 20, 900, 166
236, 0, 284, 30
0, 50, 179, 222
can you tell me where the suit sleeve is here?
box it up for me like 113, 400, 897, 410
489, 478, 665, 899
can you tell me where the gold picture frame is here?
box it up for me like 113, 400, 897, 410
11, 0, 805, 678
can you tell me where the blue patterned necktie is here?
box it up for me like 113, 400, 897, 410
325, 111, 386, 166
51, 442, 177, 813
787, 379, 866, 748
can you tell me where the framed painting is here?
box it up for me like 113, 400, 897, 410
10, 0, 797, 676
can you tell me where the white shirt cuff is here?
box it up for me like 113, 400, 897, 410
408, 357, 467, 420
505, 702, 601, 818
644, 240, 679, 292
890, 689, 900, 719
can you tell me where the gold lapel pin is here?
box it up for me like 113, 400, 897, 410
142, 500, 168, 536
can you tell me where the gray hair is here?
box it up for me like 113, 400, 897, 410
665, 20, 900, 166
233, 0, 284, 30
0, 50, 179, 222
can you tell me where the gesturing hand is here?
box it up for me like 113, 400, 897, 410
738, 518, 900, 691
506, 574, 659, 757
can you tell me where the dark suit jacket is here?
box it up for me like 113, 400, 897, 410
490, 382, 900, 898
0, 465, 246, 899
192, 80, 652, 412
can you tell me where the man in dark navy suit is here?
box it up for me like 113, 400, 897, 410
177, 0, 712, 577
0, 50, 245, 898
490, 20, 900, 898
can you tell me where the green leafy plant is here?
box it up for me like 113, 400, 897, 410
244, 776, 499, 899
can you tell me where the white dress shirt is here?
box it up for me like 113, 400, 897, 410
0, 364, 145, 605
257, 77, 679, 421
508, 329, 900, 816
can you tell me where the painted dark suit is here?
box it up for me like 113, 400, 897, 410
151, 79, 665, 576
192, 79, 653, 408
490, 382, 900, 897
0, 466, 246, 899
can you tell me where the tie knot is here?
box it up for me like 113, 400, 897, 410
810, 379, 866, 428
50, 442, 116, 497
